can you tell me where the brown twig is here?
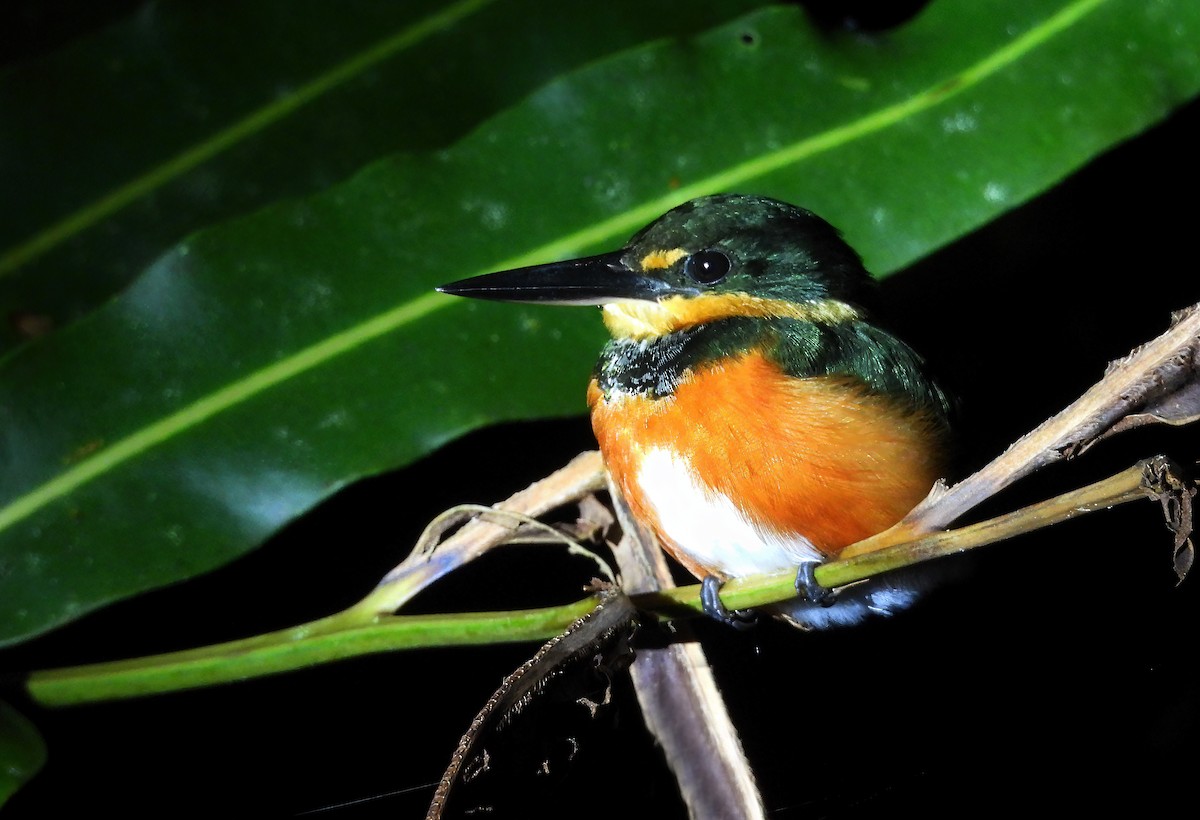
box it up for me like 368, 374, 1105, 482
815, 455, 1194, 589
350, 451, 607, 618
608, 479, 766, 820
842, 302, 1200, 558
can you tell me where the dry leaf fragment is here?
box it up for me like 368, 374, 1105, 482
1141, 456, 1197, 581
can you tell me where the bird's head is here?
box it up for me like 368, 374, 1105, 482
438, 194, 878, 339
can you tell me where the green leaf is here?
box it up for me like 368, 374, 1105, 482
1, 0, 1198, 647
0, 700, 46, 808
0, 0, 763, 349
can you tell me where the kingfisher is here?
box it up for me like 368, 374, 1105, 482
438, 194, 953, 630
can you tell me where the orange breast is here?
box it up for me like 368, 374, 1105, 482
588, 349, 947, 579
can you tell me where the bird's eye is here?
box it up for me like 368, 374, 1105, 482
683, 249, 731, 284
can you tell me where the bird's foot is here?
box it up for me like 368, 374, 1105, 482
700, 576, 758, 630
795, 560, 836, 607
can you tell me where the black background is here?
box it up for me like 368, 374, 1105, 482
3, 2, 1199, 817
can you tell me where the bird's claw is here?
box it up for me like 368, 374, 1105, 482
700, 576, 758, 630
795, 560, 836, 607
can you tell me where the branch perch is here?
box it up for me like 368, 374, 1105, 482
26, 304, 1198, 720
843, 302, 1200, 557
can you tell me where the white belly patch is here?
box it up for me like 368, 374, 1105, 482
635, 447, 823, 578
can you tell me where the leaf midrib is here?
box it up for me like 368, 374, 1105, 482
0, 0, 499, 277
0, 0, 1107, 535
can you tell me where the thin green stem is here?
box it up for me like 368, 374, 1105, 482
27, 596, 600, 707
26, 456, 1164, 708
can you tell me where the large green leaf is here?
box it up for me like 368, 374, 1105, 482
1, 0, 1198, 647
0, 0, 763, 349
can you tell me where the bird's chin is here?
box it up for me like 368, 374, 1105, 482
601, 300, 674, 339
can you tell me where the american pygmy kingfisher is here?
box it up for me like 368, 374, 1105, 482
439, 194, 953, 630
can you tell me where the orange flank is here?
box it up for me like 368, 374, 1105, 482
588, 349, 947, 579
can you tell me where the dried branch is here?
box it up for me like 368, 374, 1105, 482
843, 302, 1200, 558
349, 451, 607, 618
426, 588, 637, 820
608, 480, 766, 820
814, 456, 1194, 591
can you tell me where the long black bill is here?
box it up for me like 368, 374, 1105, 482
437, 251, 675, 306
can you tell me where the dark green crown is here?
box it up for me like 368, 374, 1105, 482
620, 193, 879, 309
